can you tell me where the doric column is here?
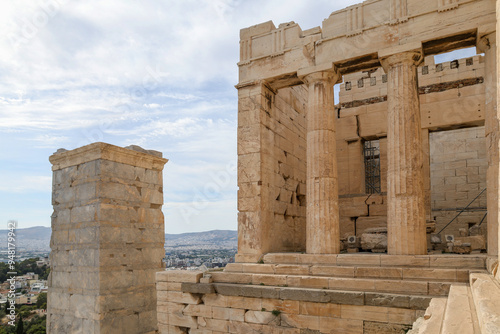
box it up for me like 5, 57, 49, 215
380, 50, 427, 255
299, 67, 341, 254
478, 32, 498, 257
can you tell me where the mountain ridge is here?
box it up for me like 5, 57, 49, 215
0, 226, 237, 251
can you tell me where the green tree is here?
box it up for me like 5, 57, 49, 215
15, 316, 23, 334
35, 294, 46, 310
38, 266, 50, 281
19, 311, 30, 320
0, 263, 9, 283
26, 325, 45, 334
24, 315, 45, 334
18, 306, 31, 313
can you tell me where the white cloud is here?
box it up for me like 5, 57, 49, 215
156, 92, 201, 101
0, 0, 394, 233
0, 0, 351, 134
163, 158, 237, 202
31, 134, 70, 148
164, 200, 237, 234
0, 175, 51, 193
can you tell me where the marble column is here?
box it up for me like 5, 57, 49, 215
301, 69, 341, 254
381, 51, 427, 255
479, 32, 498, 257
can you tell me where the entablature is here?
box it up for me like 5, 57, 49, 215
237, 0, 495, 88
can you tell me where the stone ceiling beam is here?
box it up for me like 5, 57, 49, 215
238, 0, 496, 88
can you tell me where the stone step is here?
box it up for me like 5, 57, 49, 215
468, 285, 481, 334
210, 271, 453, 296
407, 298, 447, 333
470, 273, 500, 332
440, 284, 477, 334
408, 272, 500, 334
181, 282, 434, 311
225, 263, 484, 283
261, 253, 487, 269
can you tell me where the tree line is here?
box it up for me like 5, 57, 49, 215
0, 259, 49, 283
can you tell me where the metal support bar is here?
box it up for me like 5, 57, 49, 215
477, 211, 488, 227
436, 187, 487, 235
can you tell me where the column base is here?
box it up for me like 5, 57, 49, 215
235, 253, 263, 263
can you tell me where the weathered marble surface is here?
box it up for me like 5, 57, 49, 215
48, 143, 167, 334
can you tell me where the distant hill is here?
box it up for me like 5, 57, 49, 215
0, 226, 52, 240
0, 226, 237, 252
0, 226, 52, 251
165, 230, 237, 250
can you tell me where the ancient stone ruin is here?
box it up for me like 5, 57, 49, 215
47, 0, 500, 333
48, 143, 167, 333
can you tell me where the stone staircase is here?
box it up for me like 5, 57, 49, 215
409, 272, 500, 333
215, 262, 478, 297
160, 253, 492, 333
182, 253, 487, 332
215, 253, 487, 297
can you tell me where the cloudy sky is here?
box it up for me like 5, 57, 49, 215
0, 0, 476, 234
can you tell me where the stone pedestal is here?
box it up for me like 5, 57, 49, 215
479, 32, 498, 257
380, 51, 427, 255
301, 69, 341, 254
47, 143, 168, 334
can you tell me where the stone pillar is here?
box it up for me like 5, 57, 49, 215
497, 0, 500, 271
236, 81, 275, 262
380, 50, 427, 255
479, 32, 498, 257
48, 143, 167, 334
300, 68, 341, 254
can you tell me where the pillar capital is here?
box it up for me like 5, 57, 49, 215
477, 31, 496, 53
300, 70, 339, 85
235, 79, 263, 90
298, 63, 340, 85
379, 50, 423, 73
49, 142, 168, 171
235, 79, 277, 94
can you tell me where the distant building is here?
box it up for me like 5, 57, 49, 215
30, 281, 48, 293
36, 257, 49, 267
